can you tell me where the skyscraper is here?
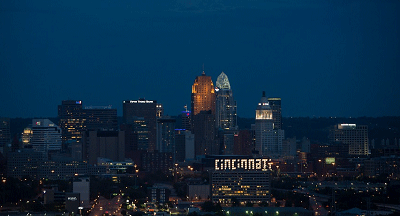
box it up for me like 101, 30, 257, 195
156, 117, 176, 161
0, 117, 10, 150
215, 72, 237, 130
329, 124, 369, 155
84, 105, 118, 131
191, 71, 216, 115
191, 71, 217, 157
31, 119, 62, 154
255, 92, 284, 157
193, 110, 218, 156
123, 99, 157, 152
268, 98, 282, 130
58, 100, 86, 146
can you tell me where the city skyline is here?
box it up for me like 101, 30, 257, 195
1, 1, 400, 118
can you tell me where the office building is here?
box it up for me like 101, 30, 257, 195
220, 130, 236, 155
211, 157, 271, 204
84, 130, 125, 165
215, 72, 237, 130
267, 98, 282, 130
141, 151, 173, 173
175, 129, 195, 161
329, 124, 369, 155
7, 149, 43, 179
31, 119, 62, 154
149, 185, 170, 204
22, 126, 33, 147
180, 109, 192, 131
58, 100, 86, 146
84, 105, 118, 131
123, 99, 157, 152
0, 117, 10, 150
255, 92, 284, 157
193, 110, 218, 156
132, 117, 150, 151
156, 117, 176, 160
191, 71, 216, 115
233, 130, 255, 155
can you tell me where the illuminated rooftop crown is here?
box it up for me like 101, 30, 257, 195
216, 72, 231, 90
257, 91, 271, 110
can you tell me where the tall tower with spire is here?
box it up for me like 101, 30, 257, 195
191, 71, 218, 156
191, 71, 216, 115
255, 91, 284, 157
215, 72, 237, 130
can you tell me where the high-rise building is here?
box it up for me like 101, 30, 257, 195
84, 130, 125, 165
180, 107, 192, 131
58, 100, 86, 146
156, 117, 176, 161
193, 110, 218, 156
0, 117, 11, 150
268, 98, 282, 130
329, 124, 369, 155
175, 129, 195, 162
123, 99, 157, 152
31, 119, 62, 155
132, 117, 149, 151
233, 130, 255, 155
255, 92, 284, 157
22, 126, 33, 147
84, 105, 118, 131
191, 71, 216, 115
215, 72, 237, 130
191, 72, 217, 157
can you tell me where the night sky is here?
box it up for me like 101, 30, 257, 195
1, 0, 399, 118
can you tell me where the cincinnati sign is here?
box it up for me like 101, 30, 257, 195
214, 158, 272, 171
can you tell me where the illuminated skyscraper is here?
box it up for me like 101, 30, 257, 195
215, 72, 237, 130
329, 124, 369, 155
58, 100, 86, 146
255, 92, 284, 157
191, 71, 216, 115
268, 98, 282, 130
191, 71, 217, 157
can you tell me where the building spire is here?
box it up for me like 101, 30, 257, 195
202, 63, 205, 75
262, 91, 266, 97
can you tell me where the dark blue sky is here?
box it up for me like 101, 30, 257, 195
1, 0, 399, 118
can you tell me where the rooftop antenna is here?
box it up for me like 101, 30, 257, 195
202, 63, 205, 75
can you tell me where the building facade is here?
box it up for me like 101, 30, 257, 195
255, 92, 284, 157
84, 130, 125, 165
31, 119, 62, 154
156, 117, 176, 161
123, 99, 157, 152
58, 100, 86, 146
211, 157, 271, 204
267, 98, 282, 130
193, 110, 218, 156
84, 105, 118, 131
329, 124, 369, 155
215, 72, 237, 130
191, 71, 216, 116
0, 117, 10, 150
